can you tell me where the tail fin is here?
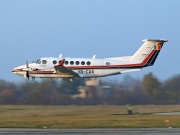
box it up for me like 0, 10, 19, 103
130, 39, 168, 67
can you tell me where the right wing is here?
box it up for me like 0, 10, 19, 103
54, 59, 79, 77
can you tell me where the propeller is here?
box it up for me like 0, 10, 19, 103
26, 70, 29, 81
23, 59, 30, 80
23, 59, 36, 81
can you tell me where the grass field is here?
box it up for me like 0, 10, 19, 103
0, 105, 179, 128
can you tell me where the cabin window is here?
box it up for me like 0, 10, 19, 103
42, 60, 47, 64
53, 60, 57, 64
65, 61, 69, 65
81, 61, 85, 65
106, 62, 111, 66
87, 61, 91, 65
70, 61, 74, 65
76, 61, 80, 65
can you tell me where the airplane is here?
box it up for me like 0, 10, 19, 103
12, 39, 168, 80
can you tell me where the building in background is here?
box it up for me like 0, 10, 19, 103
71, 78, 113, 100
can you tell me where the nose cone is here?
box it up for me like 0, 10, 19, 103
12, 67, 23, 72
12, 65, 26, 76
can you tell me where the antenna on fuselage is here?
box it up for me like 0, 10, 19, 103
59, 54, 62, 58
92, 55, 96, 59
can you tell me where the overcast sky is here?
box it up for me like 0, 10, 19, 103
0, 0, 179, 82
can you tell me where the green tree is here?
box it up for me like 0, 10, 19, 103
59, 78, 85, 95
142, 72, 161, 100
161, 75, 180, 103
26, 79, 59, 105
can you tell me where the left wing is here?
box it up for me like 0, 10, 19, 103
54, 59, 79, 77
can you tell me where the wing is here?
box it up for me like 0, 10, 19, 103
54, 59, 79, 77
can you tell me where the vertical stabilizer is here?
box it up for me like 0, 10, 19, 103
130, 39, 168, 66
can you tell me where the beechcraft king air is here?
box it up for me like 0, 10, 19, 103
12, 39, 168, 80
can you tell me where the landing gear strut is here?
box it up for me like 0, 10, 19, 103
32, 77, 35, 81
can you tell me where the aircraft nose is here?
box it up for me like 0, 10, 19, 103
12, 67, 23, 73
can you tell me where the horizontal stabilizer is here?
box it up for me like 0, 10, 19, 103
142, 39, 168, 42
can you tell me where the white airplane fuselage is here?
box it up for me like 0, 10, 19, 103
12, 57, 141, 78
12, 39, 168, 80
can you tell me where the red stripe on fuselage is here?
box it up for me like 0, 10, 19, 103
15, 49, 156, 75
64, 49, 155, 69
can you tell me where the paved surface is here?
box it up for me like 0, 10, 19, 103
154, 112, 180, 115
0, 128, 179, 135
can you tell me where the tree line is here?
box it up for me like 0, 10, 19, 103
0, 72, 180, 105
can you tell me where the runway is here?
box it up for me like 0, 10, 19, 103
0, 128, 179, 135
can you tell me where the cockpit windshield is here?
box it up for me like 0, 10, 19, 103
35, 59, 41, 64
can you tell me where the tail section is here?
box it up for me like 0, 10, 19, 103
130, 39, 168, 67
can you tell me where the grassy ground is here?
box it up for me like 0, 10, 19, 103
0, 105, 179, 128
